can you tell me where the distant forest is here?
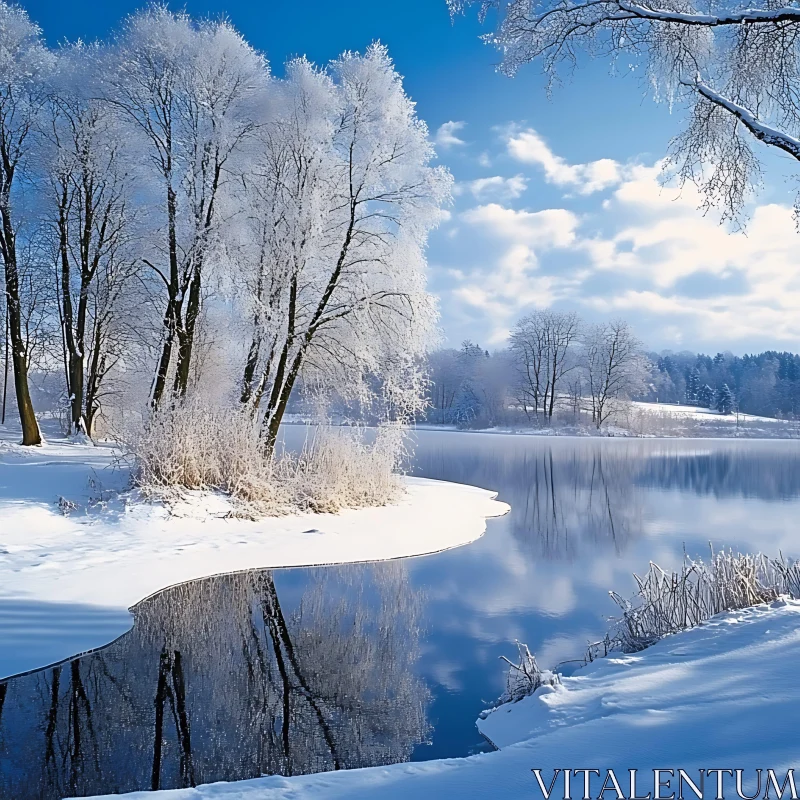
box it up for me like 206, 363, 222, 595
645, 351, 800, 418
426, 336, 800, 428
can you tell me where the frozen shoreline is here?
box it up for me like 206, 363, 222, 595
0, 429, 508, 680
80, 598, 800, 799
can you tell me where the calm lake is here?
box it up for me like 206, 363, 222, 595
1, 431, 799, 799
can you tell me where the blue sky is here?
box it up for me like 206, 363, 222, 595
24, 0, 800, 354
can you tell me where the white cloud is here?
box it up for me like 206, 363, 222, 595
462, 203, 579, 248
448, 204, 582, 342
438, 132, 800, 351
578, 168, 800, 345
435, 120, 467, 148
455, 174, 528, 200
506, 127, 623, 194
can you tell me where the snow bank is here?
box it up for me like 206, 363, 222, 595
630, 401, 786, 424
79, 599, 800, 799
0, 432, 508, 679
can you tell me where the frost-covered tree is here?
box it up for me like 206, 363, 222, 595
449, 0, 800, 224
43, 46, 140, 436
582, 319, 648, 428
510, 310, 581, 422
426, 348, 463, 423
0, 2, 51, 444
716, 382, 735, 414
103, 8, 270, 406
236, 47, 449, 450
685, 368, 701, 405
698, 382, 715, 408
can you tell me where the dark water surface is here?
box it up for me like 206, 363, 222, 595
1, 431, 800, 799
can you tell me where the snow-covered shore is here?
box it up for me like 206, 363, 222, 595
80, 598, 800, 800
0, 429, 508, 679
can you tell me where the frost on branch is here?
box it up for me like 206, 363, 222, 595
490, 549, 800, 708
451, 0, 800, 224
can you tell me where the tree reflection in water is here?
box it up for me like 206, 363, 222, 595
409, 434, 800, 562
0, 563, 428, 800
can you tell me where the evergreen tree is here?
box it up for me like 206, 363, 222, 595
715, 384, 735, 415
685, 368, 701, 405
698, 384, 714, 408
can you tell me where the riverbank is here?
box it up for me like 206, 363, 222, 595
415, 411, 799, 439
0, 426, 508, 679
80, 597, 800, 799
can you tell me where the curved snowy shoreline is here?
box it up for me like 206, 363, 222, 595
81, 599, 800, 800
0, 434, 509, 679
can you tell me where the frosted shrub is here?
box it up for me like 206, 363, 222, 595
497, 641, 560, 705
277, 424, 404, 513
496, 549, 800, 706
127, 400, 288, 513
127, 400, 404, 516
609, 550, 800, 652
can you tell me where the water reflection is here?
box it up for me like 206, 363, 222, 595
0, 564, 427, 800
3, 433, 800, 793
410, 433, 800, 560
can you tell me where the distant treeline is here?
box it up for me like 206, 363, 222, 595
645, 351, 800, 418
426, 328, 800, 427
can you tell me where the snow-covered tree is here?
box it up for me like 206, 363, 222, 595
510, 309, 581, 422
450, 0, 800, 224
685, 368, 701, 405
582, 319, 648, 429
716, 383, 735, 414
43, 46, 140, 436
103, 8, 271, 406
236, 47, 450, 450
0, 2, 51, 444
698, 383, 715, 409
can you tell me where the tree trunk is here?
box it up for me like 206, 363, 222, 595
1, 207, 41, 444
173, 267, 201, 397
1, 301, 8, 425
151, 184, 180, 409
240, 330, 261, 405
84, 322, 105, 438
5, 270, 41, 445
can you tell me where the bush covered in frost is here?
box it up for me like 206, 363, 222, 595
607, 549, 800, 653
125, 399, 404, 516
498, 549, 800, 705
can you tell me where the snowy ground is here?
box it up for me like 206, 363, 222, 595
79, 598, 800, 799
0, 425, 508, 679
629, 400, 787, 424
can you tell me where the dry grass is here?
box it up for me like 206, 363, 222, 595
125, 399, 404, 517
496, 641, 560, 705
501, 549, 800, 702
606, 549, 800, 653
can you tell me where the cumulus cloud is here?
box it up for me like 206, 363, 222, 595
435, 120, 467, 148
456, 174, 528, 200
578, 166, 800, 344
437, 130, 800, 351
461, 203, 579, 248
449, 204, 582, 342
506, 127, 623, 194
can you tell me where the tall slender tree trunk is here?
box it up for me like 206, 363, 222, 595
0, 199, 40, 445
4, 260, 41, 445
151, 184, 180, 409
1, 300, 8, 425
84, 322, 104, 438
173, 267, 201, 397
